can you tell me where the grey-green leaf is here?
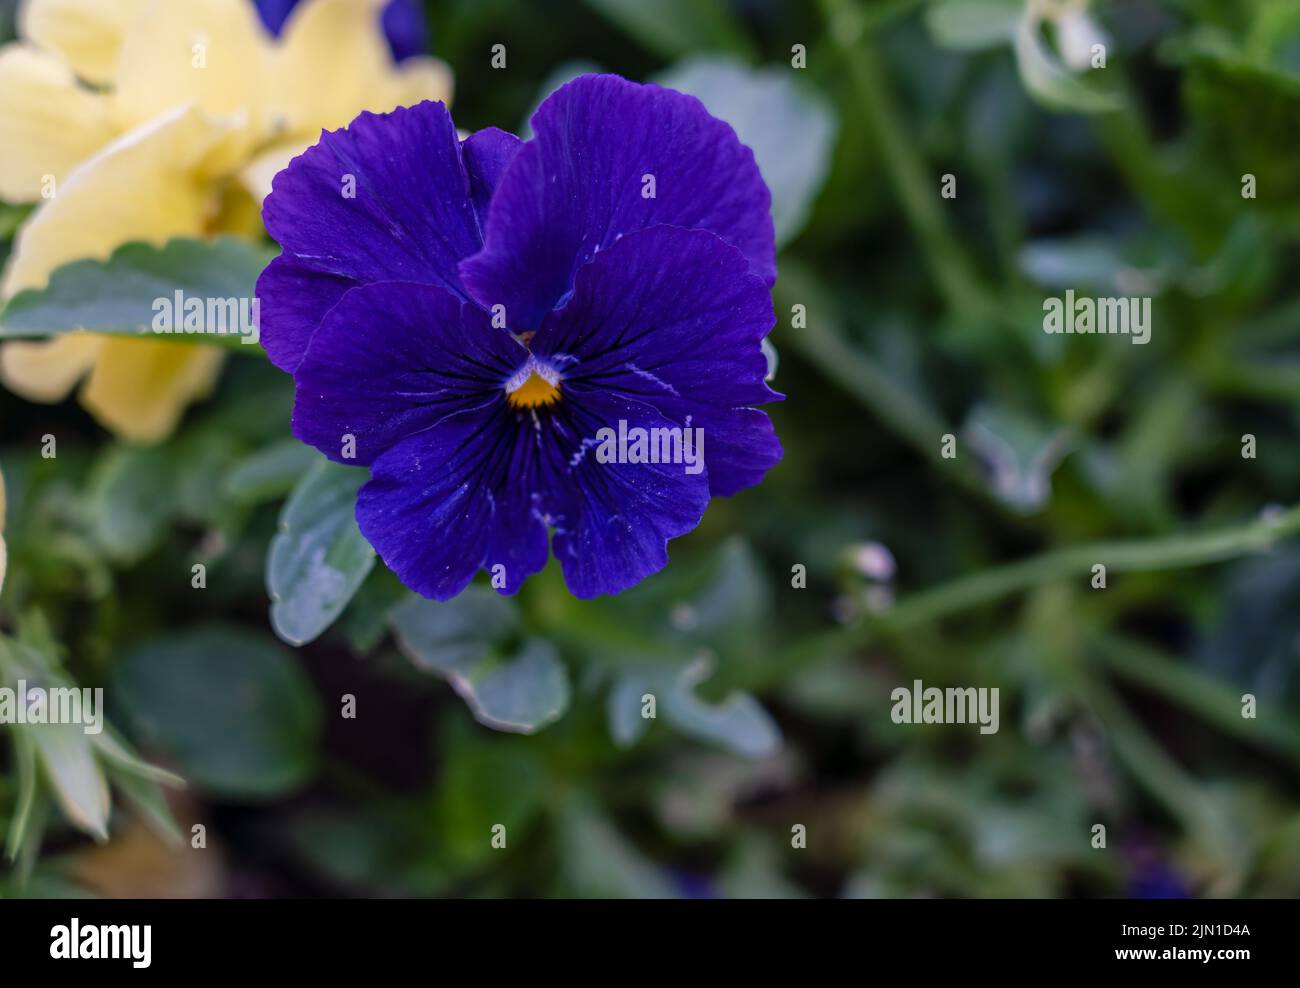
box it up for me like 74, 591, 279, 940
392, 591, 568, 733
28, 723, 110, 841
225, 439, 320, 505
459, 638, 570, 735
267, 458, 375, 647
608, 660, 781, 758
656, 56, 837, 246
390, 586, 518, 671
584, 0, 754, 60
113, 627, 321, 798
926, 0, 1022, 51
87, 445, 177, 563
0, 236, 274, 348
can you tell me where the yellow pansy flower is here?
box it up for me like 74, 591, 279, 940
0, 0, 452, 443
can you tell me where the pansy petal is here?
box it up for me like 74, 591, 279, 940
545, 387, 711, 599
255, 253, 356, 372
380, 0, 428, 62
461, 127, 522, 227
81, 338, 224, 444
260, 100, 483, 372
359, 396, 557, 599
480, 423, 552, 596
534, 225, 782, 497
460, 74, 775, 328
252, 0, 297, 36
0, 46, 115, 203
257, 0, 430, 64
292, 282, 525, 465
20, 0, 149, 86
356, 406, 500, 601
674, 405, 783, 497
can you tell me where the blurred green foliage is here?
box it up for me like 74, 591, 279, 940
3, 0, 1300, 898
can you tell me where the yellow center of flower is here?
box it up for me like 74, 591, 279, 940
506, 370, 561, 408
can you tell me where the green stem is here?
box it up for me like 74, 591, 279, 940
1094, 633, 1300, 770
730, 505, 1300, 691
1083, 679, 1244, 895
882, 503, 1300, 630
819, 0, 991, 317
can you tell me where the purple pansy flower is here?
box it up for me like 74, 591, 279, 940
257, 74, 783, 600
254, 0, 427, 62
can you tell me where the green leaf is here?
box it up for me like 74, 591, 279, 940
656, 56, 837, 246
90, 731, 186, 844
460, 638, 569, 734
391, 590, 569, 733
1185, 55, 1300, 217
608, 658, 781, 758
0, 203, 32, 241
86, 445, 177, 563
0, 236, 274, 349
341, 563, 410, 655
583, 0, 754, 60
925, 0, 1021, 51
225, 439, 320, 505
113, 627, 321, 798
557, 797, 675, 898
389, 585, 517, 668
431, 727, 546, 869
108, 771, 184, 846
90, 727, 187, 788
267, 458, 375, 647
962, 403, 1076, 513
586, 538, 771, 665
27, 723, 110, 841
4, 727, 40, 861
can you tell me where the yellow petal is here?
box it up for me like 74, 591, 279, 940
0, 44, 116, 202
239, 54, 453, 204
238, 137, 308, 204
269, 0, 451, 136
19, 0, 149, 85
0, 105, 243, 441
2, 104, 237, 296
0, 334, 105, 402
112, 0, 271, 147
81, 338, 224, 444
383, 56, 456, 116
